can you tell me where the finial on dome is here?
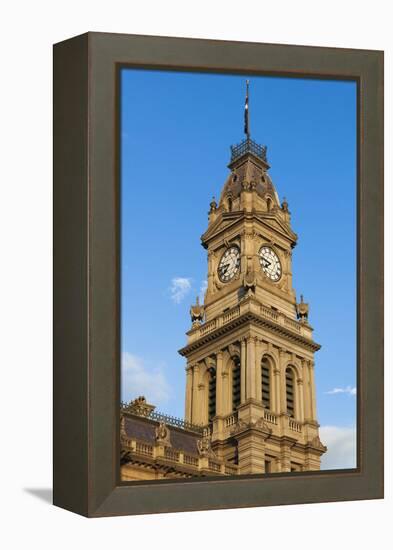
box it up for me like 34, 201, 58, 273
209, 196, 217, 212
296, 295, 309, 324
190, 297, 205, 327
282, 196, 289, 212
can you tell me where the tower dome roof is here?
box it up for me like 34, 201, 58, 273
218, 138, 280, 208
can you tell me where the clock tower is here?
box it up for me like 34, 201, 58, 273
179, 87, 327, 473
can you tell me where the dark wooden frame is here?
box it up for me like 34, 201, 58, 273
53, 32, 384, 517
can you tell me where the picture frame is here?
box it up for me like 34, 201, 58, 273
53, 32, 383, 517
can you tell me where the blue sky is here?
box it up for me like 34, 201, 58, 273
120, 69, 357, 469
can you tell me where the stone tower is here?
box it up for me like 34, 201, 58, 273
179, 114, 327, 473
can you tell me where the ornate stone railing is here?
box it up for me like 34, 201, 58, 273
186, 300, 312, 345
284, 317, 301, 333
225, 411, 238, 428
208, 459, 222, 473
124, 437, 239, 476
164, 447, 180, 462
135, 442, 153, 457
288, 419, 302, 433
199, 319, 217, 336
222, 306, 240, 325
183, 454, 199, 467
264, 410, 278, 425
260, 304, 279, 322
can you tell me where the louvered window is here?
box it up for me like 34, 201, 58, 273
208, 369, 216, 421
286, 368, 295, 417
261, 358, 271, 409
232, 358, 241, 410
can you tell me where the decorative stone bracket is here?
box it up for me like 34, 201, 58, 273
231, 417, 272, 439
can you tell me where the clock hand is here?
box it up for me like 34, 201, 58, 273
220, 262, 231, 274
262, 258, 271, 268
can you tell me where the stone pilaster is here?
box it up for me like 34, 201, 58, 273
255, 338, 263, 402
302, 359, 311, 420
273, 367, 281, 414
308, 361, 317, 420
280, 437, 296, 472
232, 419, 272, 474
246, 336, 256, 399
297, 377, 305, 422
191, 363, 200, 424
240, 338, 246, 403
279, 348, 287, 415
185, 365, 193, 421
215, 351, 224, 416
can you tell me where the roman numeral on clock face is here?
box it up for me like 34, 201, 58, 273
259, 246, 282, 282
218, 246, 240, 282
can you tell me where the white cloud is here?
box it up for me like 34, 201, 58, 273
199, 279, 208, 301
325, 386, 356, 396
319, 425, 357, 470
170, 277, 192, 303
121, 352, 171, 406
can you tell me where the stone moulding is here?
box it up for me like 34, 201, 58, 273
179, 311, 321, 356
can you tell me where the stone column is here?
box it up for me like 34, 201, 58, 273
222, 370, 230, 415
281, 440, 293, 472
273, 367, 281, 414
198, 382, 207, 425
255, 339, 262, 402
207, 251, 213, 301
191, 364, 200, 424
215, 351, 224, 416
308, 361, 317, 420
279, 349, 287, 415
297, 378, 305, 422
240, 338, 246, 403
246, 336, 256, 399
185, 365, 193, 422
302, 359, 311, 420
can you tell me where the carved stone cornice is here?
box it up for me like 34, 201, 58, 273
306, 435, 327, 453
179, 311, 321, 356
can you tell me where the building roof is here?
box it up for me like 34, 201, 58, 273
123, 413, 200, 455
219, 138, 280, 208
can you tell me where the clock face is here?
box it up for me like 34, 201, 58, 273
259, 246, 282, 281
218, 246, 240, 282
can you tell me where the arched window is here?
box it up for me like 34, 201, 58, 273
232, 357, 241, 411
266, 197, 272, 212
261, 356, 271, 409
208, 368, 216, 421
285, 367, 295, 417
